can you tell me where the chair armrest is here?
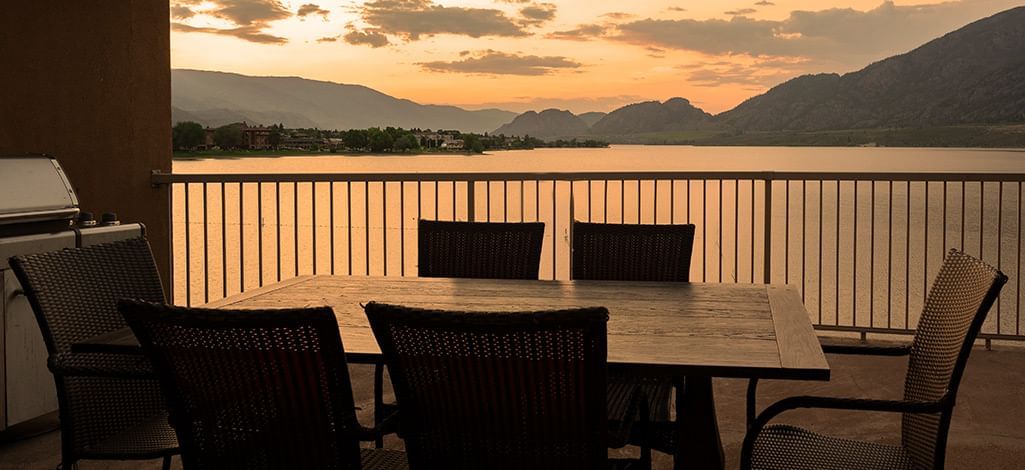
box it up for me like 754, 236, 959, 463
747, 343, 910, 429
48, 352, 155, 379
821, 343, 911, 356
740, 394, 949, 469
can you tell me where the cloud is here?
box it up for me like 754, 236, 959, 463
343, 29, 391, 47
682, 57, 810, 88
171, 5, 196, 19
519, 3, 557, 26
170, 0, 292, 44
297, 3, 330, 20
601, 12, 635, 20
724, 8, 757, 16
208, 0, 290, 25
171, 22, 288, 44
418, 50, 581, 75
461, 94, 648, 114
666, 7, 687, 12
358, 0, 529, 41
614, 0, 1025, 69
754, 1, 775, 5
317, 36, 338, 42
546, 23, 611, 41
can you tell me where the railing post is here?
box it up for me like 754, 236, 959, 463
763, 174, 773, 284
467, 180, 475, 222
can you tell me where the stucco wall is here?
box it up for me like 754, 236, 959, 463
0, 2, 172, 289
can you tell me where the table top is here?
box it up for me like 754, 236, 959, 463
197, 276, 829, 380
75, 276, 829, 380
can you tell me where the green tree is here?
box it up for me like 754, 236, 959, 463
367, 128, 394, 153
392, 134, 420, 153
269, 125, 282, 149
213, 123, 243, 149
172, 121, 205, 150
343, 129, 369, 151
462, 134, 485, 154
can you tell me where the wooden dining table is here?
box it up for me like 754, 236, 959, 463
75, 275, 830, 470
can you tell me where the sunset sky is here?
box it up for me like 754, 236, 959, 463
170, 0, 1024, 114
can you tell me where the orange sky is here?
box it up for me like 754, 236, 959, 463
170, 0, 1025, 114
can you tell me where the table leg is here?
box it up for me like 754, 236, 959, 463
674, 376, 724, 470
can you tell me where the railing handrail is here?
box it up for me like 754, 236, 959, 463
152, 170, 1025, 185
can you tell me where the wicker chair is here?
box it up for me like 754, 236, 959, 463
118, 300, 408, 470
366, 219, 547, 446
742, 249, 1007, 470
572, 222, 696, 282
364, 302, 648, 469
8, 237, 179, 469
417, 219, 545, 279
572, 222, 697, 454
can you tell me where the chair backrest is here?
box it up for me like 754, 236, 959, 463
9, 237, 165, 355
119, 301, 363, 470
365, 302, 609, 469
901, 249, 1006, 469
418, 219, 545, 279
572, 222, 696, 282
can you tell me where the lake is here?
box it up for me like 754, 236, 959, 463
170, 145, 1025, 338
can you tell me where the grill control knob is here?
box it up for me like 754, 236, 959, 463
100, 212, 120, 226
77, 212, 97, 227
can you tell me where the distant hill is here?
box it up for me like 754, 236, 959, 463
590, 98, 714, 135
493, 109, 590, 137
171, 69, 516, 133
719, 6, 1025, 131
578, 112, 607, 127
487, 7, 1025, 145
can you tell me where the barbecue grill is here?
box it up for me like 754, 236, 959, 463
0, 154, 145, 432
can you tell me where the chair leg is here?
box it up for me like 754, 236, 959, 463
746, 378, 759, 430
162, 455, 173, 470
374, 362, 385, 449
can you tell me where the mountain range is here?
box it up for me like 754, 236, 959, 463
172, 7, 1025, 144
171, 69, 515, 133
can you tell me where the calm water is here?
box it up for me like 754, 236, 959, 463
171, 146, 1025, 337
174, 145, 1025, 174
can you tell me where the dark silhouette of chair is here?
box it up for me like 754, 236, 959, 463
417, 219, 545, 280
119, 300, 408, 470
9, 237, 179, 469
571, 222, 697, 454
572, 222, 695, 282
367, 219, 546, 447
742, 249, 1007, 470
365, 302, 647, 469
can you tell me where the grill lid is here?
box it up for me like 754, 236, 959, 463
0, 155, 79, 227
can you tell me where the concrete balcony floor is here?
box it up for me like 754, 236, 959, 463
1, 342, 1023, 469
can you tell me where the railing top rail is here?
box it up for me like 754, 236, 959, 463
152, 170, 1025, 185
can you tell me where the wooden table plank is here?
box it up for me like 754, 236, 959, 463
767, 285, 830, 379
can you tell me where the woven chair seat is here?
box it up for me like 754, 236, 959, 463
49, 351, 154, 378
750, 424, 913, 470
80, 412, 178, 460
360, 448, 409, 469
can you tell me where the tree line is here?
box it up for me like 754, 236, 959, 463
172, 121, 608, 153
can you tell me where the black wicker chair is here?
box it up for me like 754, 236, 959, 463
119, 300, 408, 470
366, 219, 548, 446
365, 302, 648, 469
742, 249, 1007, 470
572, 222, 696, 283
417, 219, 545, 279
8, 237, 179, 470
572, 222, 697, 454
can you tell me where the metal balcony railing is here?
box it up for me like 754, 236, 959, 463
153, 170, 1025, 344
